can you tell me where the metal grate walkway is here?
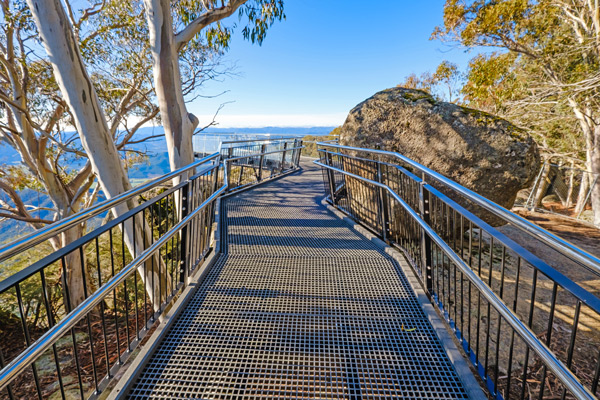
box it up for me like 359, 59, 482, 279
125, 162, 473, 399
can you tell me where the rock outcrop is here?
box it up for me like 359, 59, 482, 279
339, 87, 540, 209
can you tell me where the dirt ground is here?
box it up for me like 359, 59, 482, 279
485, 208, 600, 398
514, 208, 600, 257
510, 208, 600, 297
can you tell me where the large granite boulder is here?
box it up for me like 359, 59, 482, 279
339, 87, 540, 209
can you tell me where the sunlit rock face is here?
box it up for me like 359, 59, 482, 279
340, 87, 540, 210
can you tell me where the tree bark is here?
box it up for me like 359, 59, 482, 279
565, 161, 575, 208
533, 162, 552, 209
27, 0, 166, 308
1, 33, 93, 305
591, 125, 600, 226
143, 0, 197, 174
574, 169, 590, 215
567, 99, 600, 226
61, 225, 86, 307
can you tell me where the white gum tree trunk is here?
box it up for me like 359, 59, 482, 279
568, 99, 600, 226
27, 0, 167, 308
143, 0, 247, 172
144, 0, 197, 174
591, 126, 600, 226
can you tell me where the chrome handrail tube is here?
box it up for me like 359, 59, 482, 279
220, 137, 298, 145
225, 146, 304, 163
0, 168, 228, 392
0, 142, 303, 397
316, 142, 600, 276
0, 152, 221, 264
314, 160, 596, 400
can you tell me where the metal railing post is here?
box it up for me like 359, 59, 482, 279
280, 142, 288, 173
290, 139, 297, 169
419, 178, 433, 293
258, 143, 267, 181
294, 139, 302, 167
179, 181, 190, 284
207, 161, 220, 252
226, 147, 233, 190
325, 151, 337, 205
376, 162, 389, 242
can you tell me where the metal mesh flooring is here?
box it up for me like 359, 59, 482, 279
126, 162, 471, 399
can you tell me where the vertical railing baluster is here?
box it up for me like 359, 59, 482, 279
506, 257, 521, 398
592, 352, 600, 395
0, 350, 15, 399
561, 300, 581, 400
325, 151, 336, 206
280, 141, 288, 174
157, 199, 164, 307
94, 237, 111, 379
521, 268, 538, 400
168, 192, 176, 293
121, 223, 131, 351
376, 161, 389, 242
79, 246, 99, 394
142, 208, 148, 327
15, 283, 42, 400
419, 182, 433, 293
538, 282, 559, 400
226, 147, 233, 190
108, 231, 122, 364
180, 181, 190, 284
150, 203, 156, 315
61, 256, 85, 399
40, 269, 66, 399
132, 215, 140, 341
258, 143, 266, 182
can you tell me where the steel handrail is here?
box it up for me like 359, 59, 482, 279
220, 137, 299, 145
316, 143, 600, 276
314, 160, 596, 400
0, 165, 228, 392
225, 146, 304, 163
0, 153, 221, 264
0, 142, 304, 394
0, 142, 303, 394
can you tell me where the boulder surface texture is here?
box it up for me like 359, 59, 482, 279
339, 87, 540, 209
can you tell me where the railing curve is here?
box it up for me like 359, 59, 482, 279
316, 142, 600, 400
319, 143, 600, 277
0, 140, 302, 399
0, 153, 222, 264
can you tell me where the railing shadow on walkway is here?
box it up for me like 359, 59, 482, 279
0, 139, 301, 400
0, 137, 599, 400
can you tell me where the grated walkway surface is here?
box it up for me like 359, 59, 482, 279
126, 162, 471, 399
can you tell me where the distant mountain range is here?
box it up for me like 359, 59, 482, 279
0, 126, 335, 165
202, 126, 335, 135
0, 126, 335, 244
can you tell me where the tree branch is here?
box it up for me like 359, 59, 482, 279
174, 0, 248, 51
0, 211, 53, 225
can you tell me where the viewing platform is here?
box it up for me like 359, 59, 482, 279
0, 139, 599, 400
117, 161, 482, 399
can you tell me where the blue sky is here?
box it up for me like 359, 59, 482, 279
190, 1, 478, 128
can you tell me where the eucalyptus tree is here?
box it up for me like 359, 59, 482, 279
435, 0, 600, 226
399, 60, 463, 103
143, 0, 285, 171
0, 0, 95, 306
9, 0, 161, 306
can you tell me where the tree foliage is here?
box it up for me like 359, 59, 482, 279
433, 0, 600, 225
0, 0, 164, 232
399, 60, 464, 103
